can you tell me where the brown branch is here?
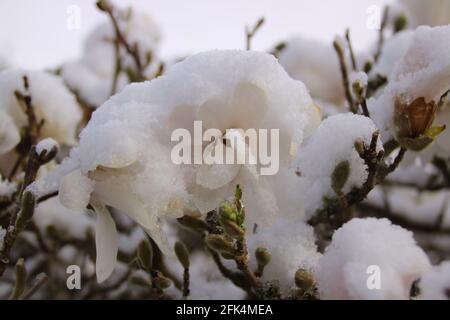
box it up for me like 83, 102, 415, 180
333, 38, 356, 113
245, 17, 265, 50
374, 6, 389, 62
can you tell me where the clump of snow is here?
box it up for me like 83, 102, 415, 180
296, 113, 382, 216
316, 218, 431, 299
247, 219, 321, 292
61, 8, 161, 107
419, 261, 450, 300
34, 197, 94, 241
278, 37, 344, 104
0, 69, 82, 155
0, 174, 17, 198
36, 138, 59, 156
367, 186, 450, 229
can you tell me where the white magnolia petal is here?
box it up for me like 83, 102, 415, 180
196, 98, 230, 131
92, 201, 118, 283
196, 162, 241, 190
59, 170, 94, 211
0, 110, 20, 155
144, 215, 173, 257
192, 182, 233, 214
232, 81, 269, 129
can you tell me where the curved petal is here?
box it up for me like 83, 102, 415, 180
91, 200, 118, 283
59, 170, 94, 211
0, 110, 20, 155
196, 162, 241, 190
232, 81, 269, 129
196, 98, 231, 131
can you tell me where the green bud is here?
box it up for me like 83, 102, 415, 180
220, 218, 245, 240
219, 202, 238, 222
295, 269, 315, 292
331, 161, 350, 193
177, 215, 209, 233
10, 258, 27, 300
394, 13, 408, 33
255, 247, 271, 269
154, 275, 172, 290
221, 252, 235, 260
137, 240, 153, 272
206, 234, 236, 255
174, 241, 190, 269
15, 191, 36, 231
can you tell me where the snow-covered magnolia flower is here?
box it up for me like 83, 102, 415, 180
419, 261, 450, 300
61, 8, 161, 107
369, 25, 450, 157
247, 219, 320, 292
316, 218, 431, 300
296, 113, 383, 216
0, 69, 82, 155
114, 49, 320, 229
399, 0, 450, 27
278, 37, 344, 105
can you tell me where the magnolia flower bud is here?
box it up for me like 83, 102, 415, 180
220, 218, 245, 240
331, 161, 350, 193
9, 258, 27, 300
15, 191, 36, 231
219, 202, 238, 223
174, 241, 190, 269
255, 247, 271, 269
137, 240, 153, 272
154, 275, 172, 290
295, 268, 315, 292
206, 234, 236, 255
394, 97, 439, 151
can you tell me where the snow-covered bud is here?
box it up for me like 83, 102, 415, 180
220, 218, 245, 240
36, 138, 59, 164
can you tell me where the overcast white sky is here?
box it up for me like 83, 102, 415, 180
0, 0, 392, 69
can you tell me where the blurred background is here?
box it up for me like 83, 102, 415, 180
0, 0, 391, 69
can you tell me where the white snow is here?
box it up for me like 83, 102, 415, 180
316, 218, 431, 299
296, 113, 382, 217
278, 37, 344, 104
36, 138, 58, 156
247, 219, 321, 292
419, 261, 450, 300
